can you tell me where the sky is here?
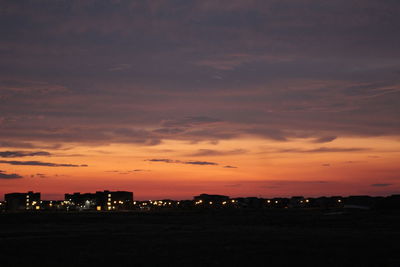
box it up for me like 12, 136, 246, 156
0, 0, 399, 200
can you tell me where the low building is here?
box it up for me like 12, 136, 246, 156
40, 200, 65, 211
193, 194, 230, 207
288, 196, 305, 208
5, 191, 41, 211
235, 197, 265, 208
64, 190, 134, 211
64, 192, 97, 211
98, 190, 134, 211
0, 201, 5, 212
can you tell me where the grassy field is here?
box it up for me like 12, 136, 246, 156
1, 209, 399, 266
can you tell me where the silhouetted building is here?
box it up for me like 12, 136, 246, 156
40, 200, 65, 210
65, 190, 133, 211
376, 194, 400, 210
5, 191, 41, 211
193, 194, 230, 207
289, 196, 305, 208
266, 198, 289, 208
0, 201, 5, 212
235, 197, 264, 208
65, 192, 97, 210
99, 190, 134, 211
314, 196, 343, 209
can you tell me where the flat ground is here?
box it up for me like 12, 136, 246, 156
0, 209, 399, 266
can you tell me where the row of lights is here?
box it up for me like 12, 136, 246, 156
195, 199, 237, 205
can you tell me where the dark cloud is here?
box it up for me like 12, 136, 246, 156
0, 0, 399, 146
0, 141, 62, 149
344, 161, 365, 164
31, 173, 47, 178
321, 164, 331, 167
277, 147, 369, 153
312, 136, 337, 143
260, 180, 329, 188
188, 149, 246, 157
147, 159, 176, 163
0, 160, 87, 167
371, 183, 393, 187
161, 117, 221, 127
0, 151, 51, 158
184, 161, 218, 166
0, 170, 23, 179
244, 128, 287, 141
147, 159, 218, 166
152, 128, 186, 135
223, 165, 238, 169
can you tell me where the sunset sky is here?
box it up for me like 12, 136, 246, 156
1, 0, 399, 200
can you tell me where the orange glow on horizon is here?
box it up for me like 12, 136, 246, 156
1, 136, 399, 200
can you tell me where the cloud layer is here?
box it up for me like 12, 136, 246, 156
0, 0, 399, 148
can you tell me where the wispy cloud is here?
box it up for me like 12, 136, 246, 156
0, 141, 62, 149
161, 116, 221, 128
312, 136, 337, 143
147, 159, 218, 166
0, 151, 51, 158
185, 161, 218, 166
0, 170, 23, 179
0, 160, 87, 167
187, 149, 246, 157
371, 183, 393, 187
277, 147, 369, 153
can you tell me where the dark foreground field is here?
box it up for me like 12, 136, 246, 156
1, 209, 400, 267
